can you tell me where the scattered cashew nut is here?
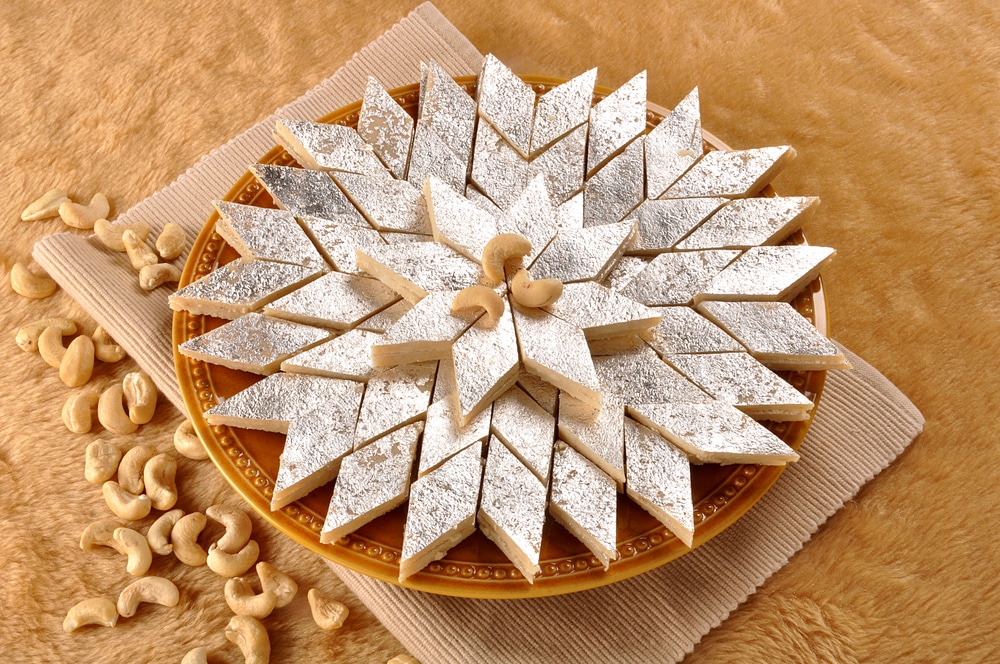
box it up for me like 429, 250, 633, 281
138, 262, 182, 291
37, 325, 71, 368
174, 419, 208, 460
80, 517, 126, 552
10, 262, 57, 299
481, 233, 532, 282
206, 504, 252, 554
21, 188, 69, 221
452, 285, 505, 325
102, 480, 152, 521
207, 540, 259, 578
94, 218, 150, 252
16, 317, 76, 352
113, 527, 153, 577
256, 561, 298, 608
224, 577, 277, 619
181, 647, 210, 664
118, 444, 156, 494
225, 615, 270, 664
98, 385, 139, 434
123, 228, 158, 270
91, 325, 126, 363
155, 223, 186, 260
147, 508, 185, 556
143, 453, 178, 511
307, 588, 349, 631
509, 269, 563, 308
116, 576, 178, 617
60, 193, 110, 230
171, 512, 208, 566
59, 334, 95, 387
63, 390, 100, 434
85, 441, 122, 484
62, 597, 118, 632
122, 371, 157, 424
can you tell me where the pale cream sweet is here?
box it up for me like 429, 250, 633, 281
549, 441, 619, 569
490, 385, 557, 485
644, 87, 703, 199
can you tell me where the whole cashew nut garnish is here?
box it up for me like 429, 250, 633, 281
206, 540, 260, 578
171, 512, 208, 566
102, 481, 152, 521
224, 577, 277, 619
63, 597, 118, 632
113, 527, 153, 577
147, 508, 185, 556
225, 615, 270, 664
116, 576, 179, 618
205, 504, 252, 554
481, 233, 532, 282
509, 268, 564, 308
451, 285, 505, 326
143, 453, 178, 511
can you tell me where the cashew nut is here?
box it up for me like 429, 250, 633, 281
94, 218, 150, 252
98, 385, 139, 434
91, 325, 126, 363
207, 540, 259, 578
143, 453, 178, 511
62, 597, 118, 632
388, 656, 421, 664
59, 193, 110, 230
206, 504, 252, 554
102, 481, 152, 521
138, 262, 182, 291
307, 588, 349, 631
116, 576, 179, 617
155, 223, 187, 260
113, 527, 153, 577
174, 419, 208, 460
123, 228, 158, 270
452, 285, 505, 325
181, 647, 210, 664
37, 325, 70, 367
10, 262, 57, 299
62, 390, 100, 434
21, 188, 69, 221
80, 517, 126, 551
509, 269, 563, 308
147, 508, 185, 555
256, 561, 298, 608
118, 444, 156, 494
481, 233, 532, 281
224, 577, 277, 619
122, 371, 158, 425
171, 512, 208, 566
225, 615, 270, 664
85, 441, 122, 484
59, 334, 95, 387
16, 317, 76, 352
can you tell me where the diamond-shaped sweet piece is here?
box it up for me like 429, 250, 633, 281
662, 146, 796, 199
530, 68, 597, 155
451, 305, 520, 426
477, 54, 535, 158
264, 270, 398, 329
592, 344, 710, 404
178, 312, 331, 375
355, 299, 413, 332
168, 258, 323, 320
400, 441, 485, 582
587, 70, 646, 176
320, 422, 423, 544
353, 362, 436, 449
627, 401, 800, 465
696, 300, 850, 370
205, 373, 363, 434
280, 328, 383, 381
250, 163, 362, 222
624, 197, 728, 254
512, 305, 601, 409
274, 119, 390, 178
558, 394, 625, 488
555, 192, 584, 231
516, 371, 559, 416
496, 174, 559, 263
407, 119, 468, 192
425, 176, 498, 262
298, 215, 385, 275
417, 61, 477, 165
697, 245, 836, 302
358, 76, 415, 179
583, 138, 644, 228
530, 222, 635, 284
213, 201, 328, 270
544, 281, 661, 340
334, 172, 431, 235
478, 435, 547, 583
601, 255, 650, 292
471, 121, 530, 210
372, 290, 481, 367
676, 196, 820, 250
418, 398, 491, 476
622, 418, 694, 547
665, 352, 814, 420
491, 385, 557, 485
620, 249, 740, 305
528, 123, 587, 205
644, 305, 744, 355
549, 441, 619, 568
270, 388, 365, 510
645, 87, 703, 199
356, 243, 482, 304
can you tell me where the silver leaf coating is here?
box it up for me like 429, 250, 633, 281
544, 280, 661, 340
530, 68, 596, 155
299, 214, 385, 275
516, 371, 559, 416
557, 394, 625, 486
356, 242, 482, 303
478, 54, 535, 157
358, 76, 414, 179
496, 173, 559, 263
698, 245, 835, 301
512, 305, 601, 407
471, 121, 529, 210
280, 328, 383, 381
251, 163, 360, 221
213, 201, 327, 270
591, 344, 710, 404
601, 255, 650, 292
583, 138, 645, 228
264, 270, 399, 329
662, 146, 795, 199
418, 61, 476, 165
676, 196, 820, 250
528, 123, 587, 205
425, 176, 498, 262
356, 298, 413, 333
373, 290, 480, 366
335, 171, 431, 235
408, 118, 468, 192
451, 303, 520, 425
644, 305, 745, 355
275, 118, 390, 178
554, 192, 584, 232
550, 440, 619, 568
353, 362, 436, 448
418, 398, 491, 476
530, 221, 635, 284
587, 71, 646, 175
620, 249, 740, 305
644, 87, 703, 199
624, 197, 727, 254
491, 385, 557, 485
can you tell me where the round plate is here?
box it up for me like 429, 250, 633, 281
173, 76, 828, 599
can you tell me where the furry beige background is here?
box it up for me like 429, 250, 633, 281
1, 1, 998, 662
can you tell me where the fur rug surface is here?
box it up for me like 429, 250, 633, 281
2, 1, 998, 662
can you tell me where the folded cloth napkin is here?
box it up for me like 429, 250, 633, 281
31, 4, 924, 663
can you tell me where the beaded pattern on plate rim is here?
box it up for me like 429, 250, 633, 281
177, 80, 824, 582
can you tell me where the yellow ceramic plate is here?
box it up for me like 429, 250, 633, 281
172, 77, 828, 599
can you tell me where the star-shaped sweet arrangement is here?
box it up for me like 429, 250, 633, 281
170, 54, 850, 584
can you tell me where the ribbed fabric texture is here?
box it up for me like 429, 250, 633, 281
330, 345, 924, 663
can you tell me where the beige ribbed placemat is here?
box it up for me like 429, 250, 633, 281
332, 345, 924, 663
